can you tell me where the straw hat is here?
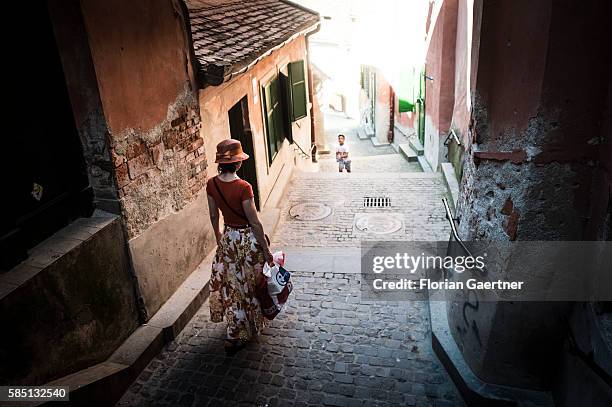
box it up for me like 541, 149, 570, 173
214, 139, 249, 163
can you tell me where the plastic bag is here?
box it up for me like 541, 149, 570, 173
258, 251, 292, 320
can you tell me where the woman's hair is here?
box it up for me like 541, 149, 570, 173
218, 162, 239, 173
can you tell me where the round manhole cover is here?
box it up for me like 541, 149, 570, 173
289, 202, 332, 221
355, 214, 403, 234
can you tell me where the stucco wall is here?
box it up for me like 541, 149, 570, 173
424, 0, 458, 171
78, 0, 214, 317
198, 36, 312, 208
450, 0, 612, 390
374, 75, 392, 144
48, 0, 118, 213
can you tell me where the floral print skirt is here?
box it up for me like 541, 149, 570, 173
209, 225, 266, 342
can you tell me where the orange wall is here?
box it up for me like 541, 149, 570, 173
80, 0, 197, 134
425, 0, 458, 135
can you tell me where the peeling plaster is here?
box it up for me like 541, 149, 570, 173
110, 85, 203, 238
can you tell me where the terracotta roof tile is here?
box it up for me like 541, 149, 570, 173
186, 0, 319, 86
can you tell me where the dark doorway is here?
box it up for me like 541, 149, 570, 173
2, 1, 93, 271
228, 97, 260, 210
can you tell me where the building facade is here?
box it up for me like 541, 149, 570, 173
186, 0, 320, 212
1, 0, 208, 385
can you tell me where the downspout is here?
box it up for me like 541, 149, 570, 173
305, 23, 321, 162
388, 86, 395, 143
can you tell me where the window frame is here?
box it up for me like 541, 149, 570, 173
261, 73, 286, 165
288, 60, 308, 122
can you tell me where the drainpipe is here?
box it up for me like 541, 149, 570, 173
305, 23, 321, 162
388, 86, 395, 144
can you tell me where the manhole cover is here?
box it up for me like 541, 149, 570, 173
354, 213, 403, 234
289, 202, 332, 221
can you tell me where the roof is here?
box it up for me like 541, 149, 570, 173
186, 0, 320, 87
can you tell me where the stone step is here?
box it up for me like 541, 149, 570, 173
357, 127, 368, 140
417, 155, 433, 172
357, 126, 373, 140
294, 170, 441, 180
399, 143, 419, 162
409, 138, 425, 155
370, 137, 390, 147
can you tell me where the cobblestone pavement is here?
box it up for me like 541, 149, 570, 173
119, 114, 461, 406
119, 254, 462, 407
321, 112, 397, 158
317, 155, 421, 174
271, 172, 450, 248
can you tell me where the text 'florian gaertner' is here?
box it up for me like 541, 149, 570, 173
370, 253, 525, 291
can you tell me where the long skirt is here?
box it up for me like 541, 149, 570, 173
209, 225, 266, 342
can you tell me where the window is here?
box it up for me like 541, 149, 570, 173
262, 60, 309, 165
262, 77, 285, 164
288, 60, 307, 121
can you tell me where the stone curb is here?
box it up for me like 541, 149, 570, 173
428, 297, 555, 407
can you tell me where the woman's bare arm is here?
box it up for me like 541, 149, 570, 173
207, 194, 222, 245
242, 198, 273, 264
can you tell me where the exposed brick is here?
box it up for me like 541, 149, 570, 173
473, 149, 527, 164
164, 130, 179, 149
171, 115, 186, 128
191, 153, 206, 168
500, 197, 513, 215
122, 171, 149, 196
177, 148, 190, 160
185, 152, 197, 162
192, 137, 204, 150
112, 150, 125, 168
504, 210, 520, 241
190, 180, 203, 195
115, 162, 130, 188
128, 152, 152, 180
150, 143, 165, 169
126, 140, 147, 160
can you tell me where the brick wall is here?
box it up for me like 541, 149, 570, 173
110, 91, 207, 238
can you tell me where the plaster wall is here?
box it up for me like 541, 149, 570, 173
450, 0, 612, 390
198, 36, 312, 208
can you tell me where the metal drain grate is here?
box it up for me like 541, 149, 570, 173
364, 196, 391, 208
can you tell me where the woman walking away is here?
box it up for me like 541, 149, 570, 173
206, 139, 274, 355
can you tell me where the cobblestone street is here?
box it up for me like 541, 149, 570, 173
119, 264, 461, 407
119, 114, 460, 406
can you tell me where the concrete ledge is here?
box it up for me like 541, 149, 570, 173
358, 125, 374, 140
409, 138, 424, 155
440, 163, 460, 213
357, 127, 370, 140
0, 210, 117, 300
399, 143, 419, 162
429, 298, 555, 407
39, 250, 215, 406
370, 137, 390, 147
417, 155, 433, 172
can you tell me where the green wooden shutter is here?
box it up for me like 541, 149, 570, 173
263, 77, 285, 164
288, 60, 307, 121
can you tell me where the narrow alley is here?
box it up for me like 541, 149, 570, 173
3, 1, 610, 406
118, 113, 459, 407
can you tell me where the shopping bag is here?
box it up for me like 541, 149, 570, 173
257, 251, 292, 320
